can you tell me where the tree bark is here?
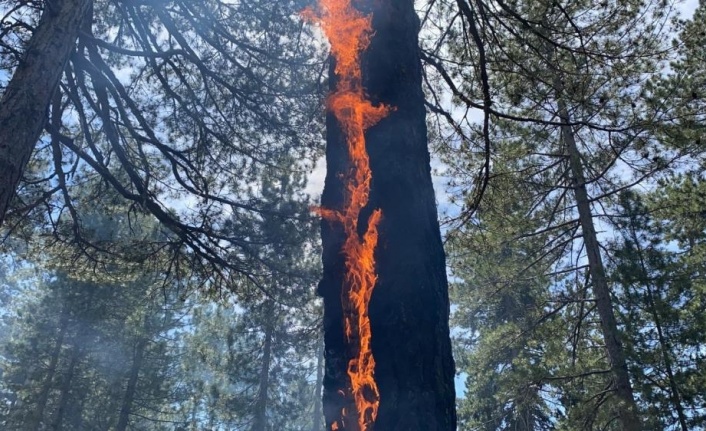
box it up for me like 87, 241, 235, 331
115, 339, 147, 431
560, 105, 642, 431
318, 1, 457, 430
0, 0, 92, 227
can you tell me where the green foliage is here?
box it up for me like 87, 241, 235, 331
435, 0, 706, 428
178, 298, 321, 430
0, 225, 323, 430
0, 0, 326, 294
646, 2, 706, 166
449, 151, 624, 430
0, 137, 323, 430
608, 189, 706, 430
0, 269, 190, 429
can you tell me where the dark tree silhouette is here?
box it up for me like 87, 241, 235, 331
317, 1, 457, 430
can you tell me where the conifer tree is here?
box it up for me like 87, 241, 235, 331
0, 0, 323, 291
422, 0, 686, 428
609, 190, 705, 430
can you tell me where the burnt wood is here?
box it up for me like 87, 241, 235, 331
318, 1, 457, 430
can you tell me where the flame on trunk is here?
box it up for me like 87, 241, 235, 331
304, 1, 391, 430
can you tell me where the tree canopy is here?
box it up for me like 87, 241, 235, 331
0, 0, 705, 429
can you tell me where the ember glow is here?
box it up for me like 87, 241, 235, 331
304, 1, 391, 430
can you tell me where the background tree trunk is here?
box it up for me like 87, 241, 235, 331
628, 225, 689, 431
30, 305, 69, 430
252, 302, 274, 431
318, 1, 457, 430
560, 105, 642, 431
115, 339, 147, 431
0, 0, 91, 226
313, 335, 325, 431
50, 345, 80, 431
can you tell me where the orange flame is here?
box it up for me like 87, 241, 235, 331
304, 1, 391, 430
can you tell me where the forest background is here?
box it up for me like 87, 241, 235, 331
0, 0, 704, 429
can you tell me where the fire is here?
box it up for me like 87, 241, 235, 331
304, 1, 391, 430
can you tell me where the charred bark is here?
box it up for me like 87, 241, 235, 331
0, 0, 92, 227
318, 1, 457, 430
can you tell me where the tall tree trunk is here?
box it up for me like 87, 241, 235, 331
30, 305, 69, 430
50, 345, 80, 431
312, 335, 325, 431
0, 0, 92, 226
115, 339, 147, 431
318, 1, 457, 430
71, 390, 88, 431
559, 104, 641, 431
251, 302, 274, 431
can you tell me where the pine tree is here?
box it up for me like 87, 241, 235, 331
646, 0, 706, 165
0, 256, 192, 429
422, 0, 687, 428
171, 156, 323, 430
448, 141, 630, 430
0, 0, 323, 292
0, 0, 92, 224
449, 165, 555, 431
609, 190, 705, 430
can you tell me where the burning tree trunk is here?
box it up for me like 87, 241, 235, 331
310, 1, 457, 430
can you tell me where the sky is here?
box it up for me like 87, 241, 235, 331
681, 0, 699, 17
